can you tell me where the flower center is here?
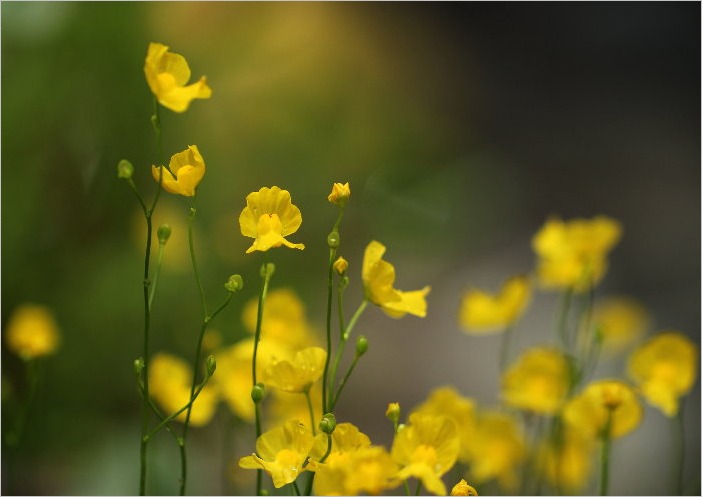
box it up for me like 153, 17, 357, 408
257, 214, 283, 236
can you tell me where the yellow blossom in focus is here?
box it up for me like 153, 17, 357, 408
411, 386, 476, 464
591, 297, 649, 353
151, 145, 205, 197
540, 427, 595, 493
239, 419, 314, 488
628, 331, 698, 417
459, 275, 531, 334
563, 379, 642, 439
327, 182, 351, 206
262, 347, 327, 393
501, 347, 571, 415
391, 413, 460, 495
149, 352, 218, 427
5, 304, 60, 360
532, 216, 622, 292
451, 479, 478, 496
362, 240, 430, 318
465, 411, 525, 492
239, 186, 305, 254
144, 42, 211, 113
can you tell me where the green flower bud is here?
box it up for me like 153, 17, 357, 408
356, 335, 369, 357
205, 355, 217, 377
260, 262, 275, 279
134, 357, 145, 376
225, 274, 244, 293
157, 224, 172, 244
251, 383, 265, 404
385, 402, 401, 424
117, 159, 134, 180
319, 413, 337, 435
327, 231, 340, 248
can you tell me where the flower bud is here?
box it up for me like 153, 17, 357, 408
327, 182, 350, 207
385, 402, 401, 424
333, 256, 348, 275
327, 231, 340, 249
205, 355, 217, 377
117, 159, 134, 180
225, 274, 244, 293
157, 224, 172, 244
451, 479, 478, 496
319, 412, 337, 435
260, 262, 275, 279
251, 383, 265, 404
355, 335, 368, 357
134, 357, 145, 376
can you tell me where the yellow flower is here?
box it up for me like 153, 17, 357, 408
239, 419, 314, 488
149, 352, 218, 427
5, 304, 60, 360
262, 347, 327, 393
411, 386, 476, 464
562, 379, 642, 439
539, 427, 595, 493
327, 182, 351, 206
362, 240, 430, 318
501, 347, 571, 415
591, 297, 649, 353
627, 331, 698, 417
465, 411, 525, 492
450, 479, 479, 496
391, 413, 460, 495
309, 422, 371, 461
266, 386, 323, 432
144, 42, 212, 113
532, 216, 622, 291
151, 145, 205, 197
459, 275, 531, 334
310, 446, 401, 495
239, 186, 305, 254
333, 256, 348, 275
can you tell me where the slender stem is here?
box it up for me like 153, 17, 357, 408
127, 179, 148, 216
499, 324, 514, 372
322, 245, 336, 413
187, 199, 209, 318
7, 359, 42, 447
415, 480, 422, 496
148, 241, 166, 310
305, 434, 333, 495
598, 410, 614, 496
330, 355, 360, 411
557, 287, 574, 352
139, 210, 154, 496
328, 299, 368, 401
146, 377, 210, 440
404, 480, 411, 496
672, 401, 685, 495
291, 480, 301, 496
305, 389, 316, 436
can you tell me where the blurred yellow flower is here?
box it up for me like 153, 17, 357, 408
151, 145, 206, 197
459, 275, 531, 334
362, 240, 430, 318
540, 427, 595, 493
411, 386, 476, 464
262, 346, 327, 393
327, 182, 351, 206
391, 413, 460, 495
266, 387, 323, 432
450, 479, 478, 496
591, 297, 649, 353
501, 347, 571, 415
239, 186, 305, 254
144, 42, 212, 113
149, 352, 218, 427
309, 422, 371, 462
238, 419, 314, 488
5, 304, 60, 360
532, 216, 622, 292
562, 379, 642, 439
627, 331, 698, 417
310, 445, 400, 495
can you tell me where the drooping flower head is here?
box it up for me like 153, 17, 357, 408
5, 304, 60, 360
459, 275, 531, 334
362, 240, 430, 318
239, 186, 305, 254
152, 145, 205, 197
591, 296, 650, 354
144, 42, 212, 113
627, 331, 698, 417
532, 216, 622, 292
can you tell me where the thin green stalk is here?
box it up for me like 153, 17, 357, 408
415, 480, 422, 496
187, 199, 209, 318
328, 299, 368, 403
145, 377, 210, 440
322, 245, 336, 413
672, 401, 685, 495
598, 410, 614, 496
330, 355, 360, 411
305, 389, 316, 436
305, 434, 333, 495
557, 287, 574, 352
148, 241, 166, 310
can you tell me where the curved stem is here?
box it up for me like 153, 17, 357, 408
304, 389, 317, 436
330, 355, 360, 411
148, 241, 166, 310
187, 198, 208, 318
328, 300, 368, 402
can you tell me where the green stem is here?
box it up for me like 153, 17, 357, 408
499, 324, 514, 372
557, 287, 574, 352
330, 354, 360, 411
7, 359, 42, 447
598, 410, 613, 496
305, 389, 316, 436
328, 299, 368, 403
139, 210, 154, 496
322, 245, 336, 414
672, 401, 685, 495
148, 241, 166, 310
145, 376, 210, 440
415, 480, 422, 496
188, 198, 208, 318
305, 434, 333, 495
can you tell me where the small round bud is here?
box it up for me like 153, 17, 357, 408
117, 159, 134, 180
205, 355, 217, 377
396, 423, 406, 433
260, 262, 275, 279
319, 413, 337, 435
327, 182, 351, 207
327, 231, 340, 248
355, 335, 368, 357
251, 383, 265, 404
385, 402, 401, 424
333, 256, 348, 275
134, 357, 145, 376
157, 224, 172, 244
225, 274, 244, 293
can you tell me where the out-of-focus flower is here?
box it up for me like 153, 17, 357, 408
362, 240, 430, 318
539, 426, 595, 493
628, 331, 698, 417
262, 347, 327, 394
144, 42, 211, 113
591, 297, 649, 353
562, 379, 642, 439
327, 182, 351, 207
132, 201, 192, 273
266, 387, 322, 431
391, 413, 460, 495
5, 304, 60, 360
532, 216, 622, 292
151, 145, 206, 197
310, 445, 400, 495
309, 422, 371, 461
239, 186, 305, 254
411, 386, 476, 464
459, 275, 531, 334
239, 419, 315, 488
149, 352, 218, 427
465, 410, 525, 492
450, 479, 479, 496
501, 347, 571, 415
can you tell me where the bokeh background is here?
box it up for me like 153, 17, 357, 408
2, 2, 699, 495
